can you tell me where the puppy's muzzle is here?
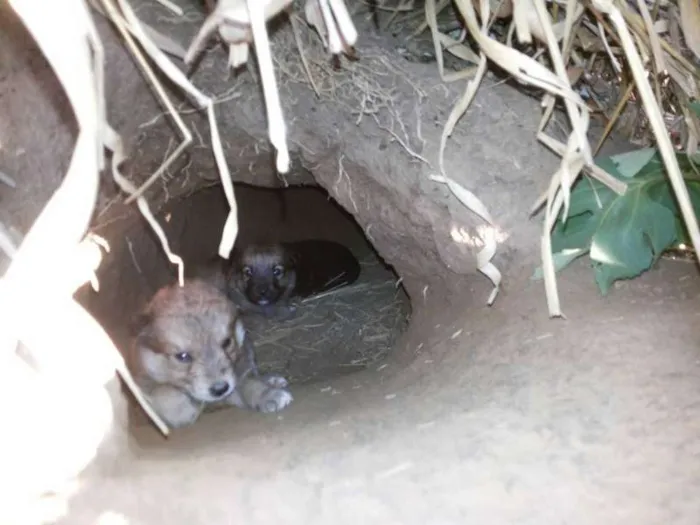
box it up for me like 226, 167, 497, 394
251, 285, 276, 305
209, 380, 233, 399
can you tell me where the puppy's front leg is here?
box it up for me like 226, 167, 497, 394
148, 386, 203, 428
226, 374, 293, 413
259, 304, 297, 320
229, 317, 292, 413
234, 336, 260, 378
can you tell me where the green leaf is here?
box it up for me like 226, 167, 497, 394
594, 155, 626, 180
602, 148, 657, 179
645, 178, 676, 210
595, 149, 700, 182
551, 212, 598, 251
531, 248, 589, 280
589, 191, 677, 294
538, 146, 700, 295
561, 176, 618, 218
690, 100, 700, 119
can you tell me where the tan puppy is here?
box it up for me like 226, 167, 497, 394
128, 279, 293, 428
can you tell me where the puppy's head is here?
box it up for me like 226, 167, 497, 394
131, 280, 246, 403
230, 244, 295, 306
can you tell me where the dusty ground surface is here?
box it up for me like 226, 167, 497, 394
2, 1, 700, 524
52, 258, 700, 524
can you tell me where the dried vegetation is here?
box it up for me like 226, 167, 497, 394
3, 0, 700, 434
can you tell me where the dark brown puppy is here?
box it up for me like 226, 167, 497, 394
189, 240, 359, 317
231, 243, 297, 313
188, 246, 294, 318
191, 240, 361, 317
228, 239, 361, 317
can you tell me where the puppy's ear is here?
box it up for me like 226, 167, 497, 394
129, 311, 152, 336
230, 242, 245, 259
284, 245, 299, 269
129, 311, 160, 350
201, 254, 229, 276
228, 245, 244, 272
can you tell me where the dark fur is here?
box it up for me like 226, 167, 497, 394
191, 240, 361, 318
187, 257, 230, 298
283, 239, 361, 297
230, 239, 360, 313
231, 243, 297, 309
188, 247, 294, 318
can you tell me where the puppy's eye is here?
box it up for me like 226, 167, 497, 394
173, 352, 193, 363
272, 265, 284, 278
242, 266, 253, 279
221, 336, 232, 349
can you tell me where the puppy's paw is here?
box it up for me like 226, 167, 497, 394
260, 373, 289, 389
286, 302, 298, 313
233, 376, 293, 413
256, 387, 293, 413
268, 303, 297, 321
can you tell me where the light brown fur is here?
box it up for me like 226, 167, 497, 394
128, 279, 293, 428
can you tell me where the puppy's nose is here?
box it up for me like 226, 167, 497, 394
209, 381, 231, 398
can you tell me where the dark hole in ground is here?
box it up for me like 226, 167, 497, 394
82, 181, 412, 388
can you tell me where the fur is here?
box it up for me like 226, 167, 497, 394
228, 243, 297, 317
190, 239, 361, 319
228, 240, 361, 317
283, 239, 361, 298
128, 279, 293, 428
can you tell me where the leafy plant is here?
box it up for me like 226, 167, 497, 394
690, 100, 700, 118
533, 148, 700, 294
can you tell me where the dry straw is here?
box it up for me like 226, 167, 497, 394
3, 0, 171, 435
1, 0, 358, 436
4, 0, 700, 433
422, 0, 700, 316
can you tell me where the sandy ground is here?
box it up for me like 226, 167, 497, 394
2, 1, 700, 523
45, 256, 700, 525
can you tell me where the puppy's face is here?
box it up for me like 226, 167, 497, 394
231, 245, 295, 306
133, 280, 246, 403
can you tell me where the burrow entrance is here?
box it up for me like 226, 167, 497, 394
80, 179, 411, 397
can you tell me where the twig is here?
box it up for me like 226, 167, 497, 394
290, 14, 321, 97
593, 81, 636, 156
335, 154, 359, 212
102, 0, 192, 205
0, 170, 17, 188
618, 1, 700, 82
372, 114, 431, 165
153, 0, 183, 16
0, 221, 18, 259
126, 236, 144, 275
597, 20, 622, 74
